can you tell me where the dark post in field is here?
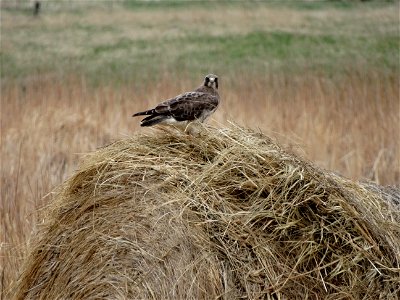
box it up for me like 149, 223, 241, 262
33, 1, 41, 16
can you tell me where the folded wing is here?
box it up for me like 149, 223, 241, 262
133, 92, 219, 126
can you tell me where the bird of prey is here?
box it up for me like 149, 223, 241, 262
132, 74, 220, 127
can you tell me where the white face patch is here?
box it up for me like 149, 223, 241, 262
207, 77, 215, 87
205, 75, 218, 88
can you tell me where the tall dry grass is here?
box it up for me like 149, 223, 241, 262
1, 69, 399, 295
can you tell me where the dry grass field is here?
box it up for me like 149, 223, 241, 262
1, 0, 399, 297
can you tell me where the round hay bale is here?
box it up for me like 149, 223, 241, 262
14, 125, 400, 299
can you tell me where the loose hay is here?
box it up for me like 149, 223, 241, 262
13, 125, 400, 299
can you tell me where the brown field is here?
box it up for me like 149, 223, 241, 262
1, 1, 399, 297
2, 71, 399, 295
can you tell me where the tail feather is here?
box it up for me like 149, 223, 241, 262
140, 115, 168, 127
132, 109, 155, 117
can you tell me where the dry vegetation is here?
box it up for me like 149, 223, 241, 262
1, 1, 399, 298
11, 125, 400, 299
2, 70, 399, 299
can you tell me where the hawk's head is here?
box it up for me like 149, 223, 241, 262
204, 74, 218, 89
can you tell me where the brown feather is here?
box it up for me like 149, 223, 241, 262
132, 74, 220, 126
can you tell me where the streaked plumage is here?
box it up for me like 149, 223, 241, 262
132, 74, 220, 127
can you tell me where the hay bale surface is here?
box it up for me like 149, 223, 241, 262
14, 125, 400, 299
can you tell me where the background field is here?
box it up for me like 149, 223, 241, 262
1, 0, 399, 297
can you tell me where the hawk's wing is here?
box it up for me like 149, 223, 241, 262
154, 92, 219, 121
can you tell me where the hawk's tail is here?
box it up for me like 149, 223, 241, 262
132, 109, 155, 117
140, 115, 168, 127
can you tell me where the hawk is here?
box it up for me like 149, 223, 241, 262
132, 74, 220, 127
